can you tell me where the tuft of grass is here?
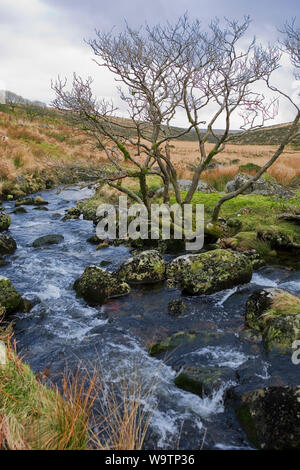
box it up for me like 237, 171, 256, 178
91, 370, 156, 450
0, 329, 97, 450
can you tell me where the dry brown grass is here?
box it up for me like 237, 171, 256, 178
0, 323, 155, 451
92, 371, 155, 450
2, 108, 300, 191
0, 111, 107, 183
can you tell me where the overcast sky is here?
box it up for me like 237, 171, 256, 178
0, 0, 299, 128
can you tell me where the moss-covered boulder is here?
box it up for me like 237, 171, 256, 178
166, 249, 252, 295
245, 288, 300, 350
116, 250, 165, 285
62, 207, 81, 221
175, 366, 233, 397
73, 266, 130, 305
0, 213, 11, 232
236, 386, 300, 449
0, 234, 17, 255
0, 277, 24, 314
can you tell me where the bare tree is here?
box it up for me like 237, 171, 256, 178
210, 18, 300, 222
52, 15, 296, 229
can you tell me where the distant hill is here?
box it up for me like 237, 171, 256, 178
230, 122, 300, 147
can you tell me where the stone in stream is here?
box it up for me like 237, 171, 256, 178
33, 206, 49, 211
0, 213, 11, 232
15, 196, 48, 207
116, 250, 165, 285
245, 288, 300, 351
166, 249, 252, 295
32, 234, 64, 248
12, 207, 27, 214
0, 277, 24, 314
175, 366, 234, 397
87, 234, 101, 245
73, 266, 130, 305
0, 234, 17, 255
0, 256, 9, 267
167, 299, 188, 317
62, 207, 81, 221
235, 386, 300, 449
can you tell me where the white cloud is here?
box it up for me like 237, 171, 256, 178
0, 0, 298, 128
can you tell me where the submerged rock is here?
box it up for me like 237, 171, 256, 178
236, 386, 300, 449
116, 250, 165, 285
62, 207, 81, 221
0, 234, 17, 255
73, 266, 130, 305
32, 234, 64, 247
0, 277, 24, 314
175, 366, 234, 397
166, 249, 252, 295
0, 213, 11, 232
149, 331, 197, 356
167, 299, 188, 317
225, 173, 295, 199
245, 288, 300, 350
87, 234, 101, 245
12, 207, 27, 214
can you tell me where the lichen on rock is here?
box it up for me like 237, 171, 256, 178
245, 288, 300, 350
166, 249, 253, 295
116, 250, 165, 285
73, 265, 130, 305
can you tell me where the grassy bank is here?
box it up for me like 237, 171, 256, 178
0, 318, 97, 450
0, 318, 153, 450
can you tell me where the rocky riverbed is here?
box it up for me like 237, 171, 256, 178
1, 184, 300, 449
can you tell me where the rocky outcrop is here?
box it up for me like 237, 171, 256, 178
236, 386, 300, 449
0, 234, 17, 255
0, 213, 11, 232
166, 249, 253, 295
32, 234, 64, 248
225, 173, 295, 199
73, 266, 130, 305
0, 277, 24, 314
155, 179, 217, 198
116, 250, 165, 285
245, 288, 300, 350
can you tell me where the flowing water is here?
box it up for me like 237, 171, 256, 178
1, 184, 300, 450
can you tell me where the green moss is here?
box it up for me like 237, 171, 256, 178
169, 191, 300, 245
0, 213, 11, 232
236, 403, 259, 449
0, 278, 23, 314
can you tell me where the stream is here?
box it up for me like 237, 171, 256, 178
1, 184, 300, 450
